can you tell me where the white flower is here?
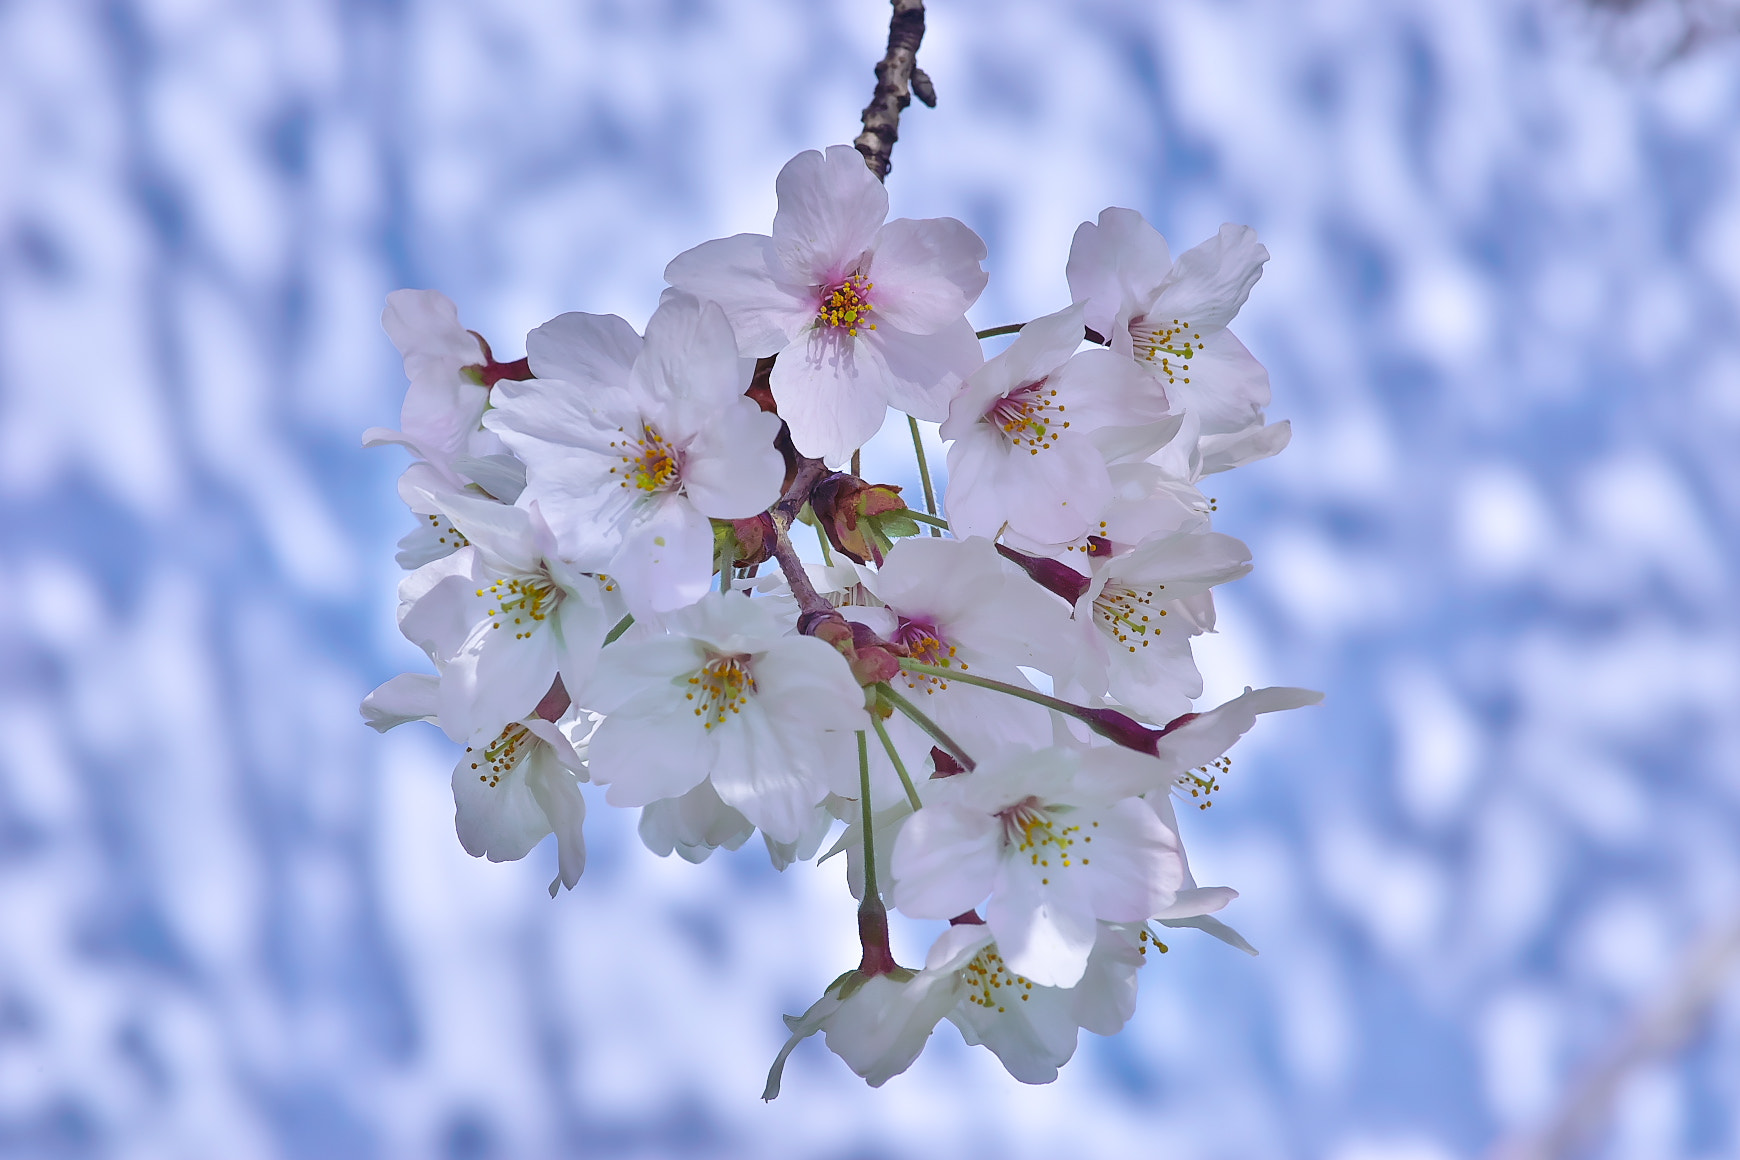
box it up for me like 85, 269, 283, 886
454, 715, 590, 896
763, 964, 963, 1097
1067, 210, 1273, 438
364, 289, 510, 485
1072, 530, 1254, 722
890, 745, 1186, 987
940, 304, 1168, 545
850, 536, 1077, 759
583, 592, 869, 843
665, 145, 987, 463
637, 779, 755, 864
483, 293, 785, 616
396, 488, 618, 742
361, 668, 590, 895
1150, 684, 1324, 802
934, 919, 1148, 1084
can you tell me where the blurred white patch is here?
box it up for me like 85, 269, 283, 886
1264, 530, 1397, 637
18, 554, 105, 649
1456, 464, 1554, 581
1467, 797, 1562, 962
1318, 817, 1446, 960
1399, 257, 1491, 369
1575, 451, 1723, 597
1571, 891, 1673, 999
1330, 1134, 1458, 1160
1386, 664, 1481, 826
1273, 946, 1354, 1091
1610, 1065, 1684, 1160
1479, 987, 1561, 1124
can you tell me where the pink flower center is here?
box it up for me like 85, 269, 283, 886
816, 274, 877, 336
984, 379, 1069, 453
891, 616, 965, 693
1128, 315, 1199, 386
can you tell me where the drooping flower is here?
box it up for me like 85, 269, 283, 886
1071, 529, 1254, 722
483, 293, 786, 616
363, 289, 515, 486
763, 963, 964, 1098
665, 145, 988, 463
1066, 210, 1275, 438
395, 487, 618, 742
583, 592, 869, 843
940, 303, 1169, 545
848, 535, 1077, 760
890, 744, 1186, 987
362, 667, 591, 896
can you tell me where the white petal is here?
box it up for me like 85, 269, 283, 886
771, 145, 888, 285
1064, 208, 1173, 339
525, 746, 587, 892
864, 216, 988, 335
680, 399, 786, 518
524, 310, 642, 386
587, 700, 713, 807
1079, 799, 1185, 921
663, 234, 812, 357
361, 672, 440, 732
1153, 685, 1323, 777
1162, 326, 1271, 436
865, 317, 983, 422
890, 805, 1002, 919
610, 499, 716, 618
985, 859, 1098, 988
452, 741, 551, 863
1148, 223, 1269, 333
770, 331, 890, 463
631, 293, 752, 426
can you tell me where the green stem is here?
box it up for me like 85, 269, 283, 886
898, 658, 1072, 717
815, 521, 834, 566
975, 323, 1024, 339
903, 510, 950, 532
851, 449, 861, 478
871, 712, 923, 811
906, 415, 940, 537
858, 731, 878, 900
603, 614, 634, 646
718, 526, 736, 594
875, 682, 977, 772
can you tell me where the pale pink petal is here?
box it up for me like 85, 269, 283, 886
1148, 223, 1268, 333
771, 145, 888, 285
680, 400, 785, 518
524, 310, 641, 386
610, 498, 715, 617
664, 233, 814, 357
864, 316, 983, 421
770, 331, 889, 463
890, 805, 1002, 919
1064, 208, 1173, 339
864, 216, 988, 335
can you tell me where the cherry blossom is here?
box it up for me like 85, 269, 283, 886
665, 145, 987, 463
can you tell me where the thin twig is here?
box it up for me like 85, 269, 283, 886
854, 0, 927, 181
1488, 908, 1740, 1160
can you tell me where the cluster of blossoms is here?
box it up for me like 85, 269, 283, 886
363, 144, 1318, 1093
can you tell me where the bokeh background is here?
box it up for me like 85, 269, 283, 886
4, 0, 1740, 1156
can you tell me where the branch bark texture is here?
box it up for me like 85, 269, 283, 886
854, 0, 928, 181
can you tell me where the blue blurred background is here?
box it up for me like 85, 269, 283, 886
4, 0, 1739, 1156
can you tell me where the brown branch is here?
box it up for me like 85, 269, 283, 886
854, 0, 928, 181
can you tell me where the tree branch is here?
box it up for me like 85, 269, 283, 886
854, 0, 928, 181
